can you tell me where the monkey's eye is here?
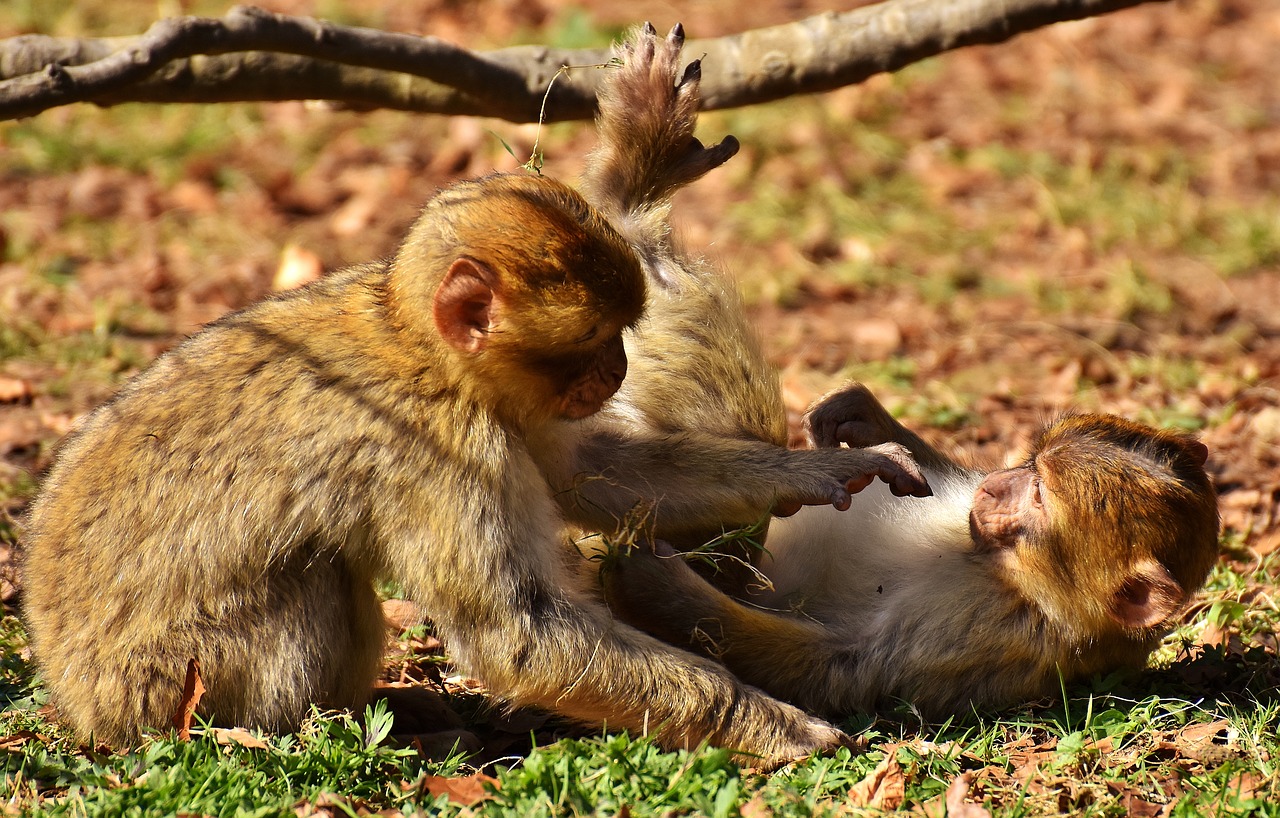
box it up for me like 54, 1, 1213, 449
573, 326, 600, 344
1031, 477, 1047, 509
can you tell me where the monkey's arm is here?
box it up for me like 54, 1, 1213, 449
535, 424, 931, 537
376, 452, 846, 763
805, 382, 959, 474
601, 541, 863, 715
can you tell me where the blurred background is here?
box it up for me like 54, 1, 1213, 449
2, 0, 1278, 556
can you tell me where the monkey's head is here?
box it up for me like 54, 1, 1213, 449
393, 173, 646, 426
970, 414, 1219, 638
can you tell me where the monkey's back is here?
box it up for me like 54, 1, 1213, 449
614, 255, 786, 447
22, 262, 426, 743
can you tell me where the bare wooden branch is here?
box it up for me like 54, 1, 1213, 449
0, 0, 1166, 122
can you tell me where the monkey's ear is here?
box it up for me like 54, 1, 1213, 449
434, 258, 498, 353
1107, 559, 1184, 629
1184, 439, 1209, 466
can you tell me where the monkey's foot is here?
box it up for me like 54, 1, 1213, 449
599, 22, 739, 195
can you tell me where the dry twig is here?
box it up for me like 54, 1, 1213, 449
0, 0, 1164, 121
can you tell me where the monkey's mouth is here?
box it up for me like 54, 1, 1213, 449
559, 382, 621, 419
969, 508, 1019, 553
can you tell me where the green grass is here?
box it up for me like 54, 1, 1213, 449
4, 598, 1279, 816
4, 0, 1280, 813
708, 90, 1280, 312
4, 701, 465, 816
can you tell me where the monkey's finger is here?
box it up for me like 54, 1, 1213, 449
844, 475, 874, 495
834, 730, 868, 755
680, 58, 701, 88
636, 23, 657, 63
804, 382, 881, 445
887, 472, 933, 498
652, 539, 678, 558
674, 135, 740, 184
669, 23, 686, 49
804, 417, 840, 448
706, 135, 740, 166
877, 461, 932, 498
865, 443, 932, 497
830, 487, 852, 511
805, 414, 862, 448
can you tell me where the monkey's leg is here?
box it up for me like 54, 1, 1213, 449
38, 552, 384, 745
582, 23, 739, 224
602, 542, 866, 717
200, 554, 386, 732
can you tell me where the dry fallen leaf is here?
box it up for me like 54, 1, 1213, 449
211, 726, 269, 750
1175, 719, 1239, 764
1251, 527, 1280, 557
739, 793, 773, 818
850, 317, 903, 361
421, 772, 499, 806
945, 772, 992, 818
170, 658, 206, 740
293, 791, 372, 818
0, 377, 33, 404
382, 598, 426, 631
272, 244, 324, 291
0, 730, 48, 750
846, 754, 905, 811
330, 191, 382, 238
0, 543, 20, 603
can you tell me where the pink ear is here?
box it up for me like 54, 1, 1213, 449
433, 258, 496, 353
1107, 560, 1184, 629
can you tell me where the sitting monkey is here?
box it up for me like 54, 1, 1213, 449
22, 24, 928, 763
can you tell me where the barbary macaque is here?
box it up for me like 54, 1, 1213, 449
604, 383, 1220, 717
21, 24, 931, 761
532, 25, 929, 587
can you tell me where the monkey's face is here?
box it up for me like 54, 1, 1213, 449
478, 310, 634, 424
553, 332, 628, 419
976, 414, 1220, 636
968, 467, 1046, 552
971, 462, 1127, 633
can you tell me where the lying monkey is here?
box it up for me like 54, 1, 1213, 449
604, 383, 1220, 717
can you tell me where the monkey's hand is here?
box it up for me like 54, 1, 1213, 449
773, 442, 932, 518
588, 22, 740, 214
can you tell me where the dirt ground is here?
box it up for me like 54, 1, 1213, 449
2, 0, 1279, 579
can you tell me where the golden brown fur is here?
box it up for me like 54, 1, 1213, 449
23, 174, 646, 743
21, 28, 898, 762
605, 385, 1220, 718
531, 26, 929, 578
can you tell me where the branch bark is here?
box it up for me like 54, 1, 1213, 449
0, 0, 1165, 122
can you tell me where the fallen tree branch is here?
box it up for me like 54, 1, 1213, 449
0, 0, 1166, 122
